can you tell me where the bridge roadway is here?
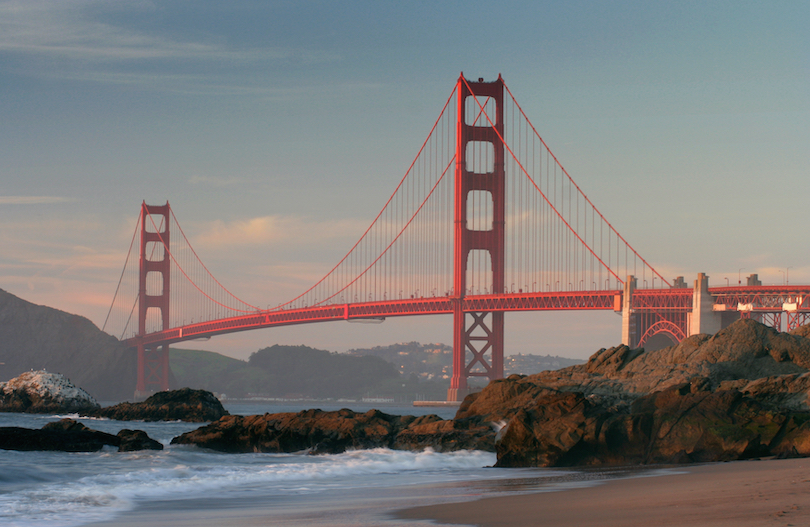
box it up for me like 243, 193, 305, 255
127, 290, 621, 348
126, 285, 810, 349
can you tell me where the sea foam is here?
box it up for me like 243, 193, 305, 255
0, 447, 497, 527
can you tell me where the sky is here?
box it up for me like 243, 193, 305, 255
1, 0, 808, 361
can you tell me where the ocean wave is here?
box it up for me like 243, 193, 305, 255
0, 448, 497, 527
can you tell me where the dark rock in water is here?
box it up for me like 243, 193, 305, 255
172, 409, 400, 453
171, 408, 493, 454
0, 418, 163, 452
117, 429, 163, 451
392, 414, 494, 452
0, 371, 100, 414
89, 388, 228, 422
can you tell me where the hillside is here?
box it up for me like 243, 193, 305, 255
0, 289, 136, 401
171, 344, 424, 400
0, 287, 584, 403
347, 341, 584, 380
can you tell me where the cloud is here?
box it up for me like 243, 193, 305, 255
0, 215, 135, 278
0, 212, 141, 332
194, 215, 367, 249
0, 196, 74, 205
0, 0, 230, 61
0, 1, 341, 85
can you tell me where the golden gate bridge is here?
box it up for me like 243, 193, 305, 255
102, 74, 810, 400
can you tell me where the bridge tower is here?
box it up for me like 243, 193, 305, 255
449, 75, 506, 401
135, 201, 171, 398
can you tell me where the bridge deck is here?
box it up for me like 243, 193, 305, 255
127, 290, 622, 348
126, 286, 810, 349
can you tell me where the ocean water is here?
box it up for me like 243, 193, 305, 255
0, 403, 629, 527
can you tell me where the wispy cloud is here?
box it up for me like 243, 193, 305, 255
0, 1, 251, 61
194, 215, 367, 249
0, 0, 341, 89
0, 196, 74, 205
0, 212, 140, 330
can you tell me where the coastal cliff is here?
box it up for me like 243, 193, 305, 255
0, 289, 136, 401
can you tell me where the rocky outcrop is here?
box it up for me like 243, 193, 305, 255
392, 414, 494, 452
89, 388, 228, 422
493, 381, 810, 467
508, 319, 810, 404
0, 418, 163, 452
458, 319, 810, 467
0, 289, 137, 401
117, 429, 164, 451
171, 408, 493, 454
0, 371, 100, 413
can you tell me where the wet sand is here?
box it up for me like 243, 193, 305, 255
396, 458, 810, 527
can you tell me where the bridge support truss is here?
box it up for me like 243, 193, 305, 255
135, 201, 171, 398
788, 312, 810, 331
621, 276, 690, 349
449, 75, 506, 401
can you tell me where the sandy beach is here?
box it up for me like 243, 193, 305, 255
396, 458, 810, 527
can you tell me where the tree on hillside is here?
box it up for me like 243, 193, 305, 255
247, 345, 399, 398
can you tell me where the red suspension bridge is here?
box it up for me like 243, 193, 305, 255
103, 74, 810, 400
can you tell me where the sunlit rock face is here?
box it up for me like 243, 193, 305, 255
171, 408, 495, 454
454, 319, 810, 467
0, 370, 100, 413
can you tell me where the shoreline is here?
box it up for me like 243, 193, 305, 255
394, 458, 810, 527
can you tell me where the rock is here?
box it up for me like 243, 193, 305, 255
739, 373, 810, 411
171, 408, 494, 454
117, 429, 164, 451
89, 388, 228, 422
455, 376, 561, 424
584, 344, 643, 375
493, 382, 810, 467
0, 371, 100, 414
512, 319, 810, 402
172, 409, 400, 453
453, 319, 810, 467
495, 391, 601, 467
465, 319, 810, 415
392, 414, 494, 452
0, 418, 162, 452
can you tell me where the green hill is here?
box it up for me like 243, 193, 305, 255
170, 344, 410, 399
0, 289, 136, 401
